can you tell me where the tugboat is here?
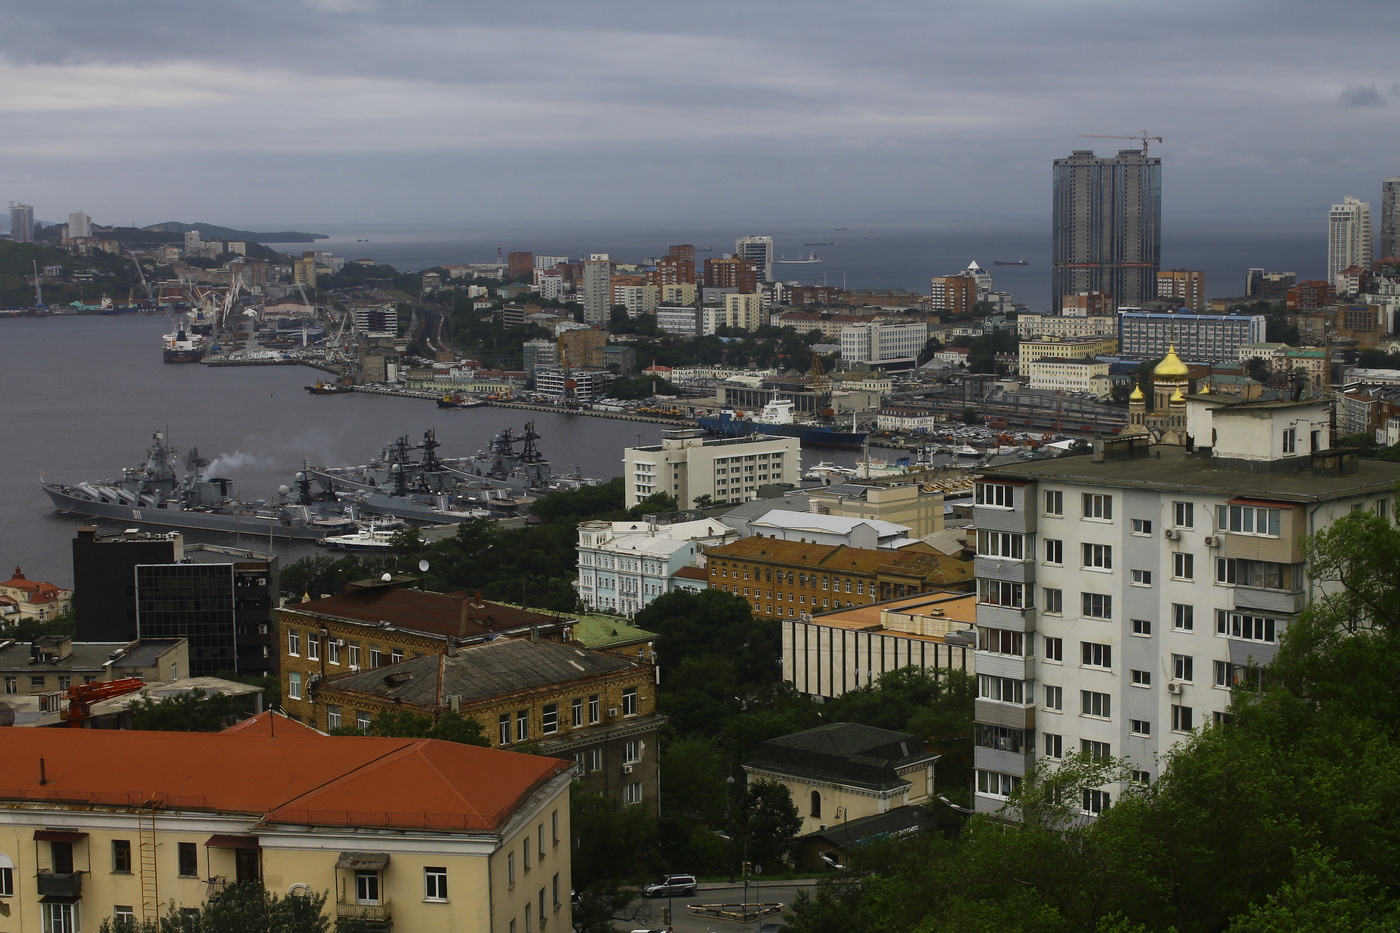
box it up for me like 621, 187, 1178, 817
435, 393, 486, 409
306, 380, 353, 395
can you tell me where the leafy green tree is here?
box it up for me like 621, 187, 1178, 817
96, 883, 367, 933
730, 779, 802, 871
330, 709, 490, 746
128, 688, 248, 732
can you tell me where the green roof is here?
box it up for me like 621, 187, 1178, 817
571, 614, 657, 650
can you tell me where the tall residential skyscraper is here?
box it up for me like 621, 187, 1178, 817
1381, 178, 1400, 262
1327, 195, 1373, 289
8, 202, 34, 242
1052, 149, 1161, 310
735, 235, 774, 283
67, 211, 92, 239
581, 253, 613, 325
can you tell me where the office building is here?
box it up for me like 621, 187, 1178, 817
1328, 195, 1373, 289
969, 398, 1400, 817
8, 202, 34, 242
1245, 269, 1296, 301
1157, 269, 1206, 312
656, 305, 699, 335
0, 723, 574, 932
1382, 178, 1400, 261
839, 321, 928, 368
735, 235, 775, 282
576, 518, 735, 616
1052, 149, 1162, 309
581, 254, 613, 325
1118, 310, 1266, 364
1016, 313, 1118, 341
622, 431, 800, 509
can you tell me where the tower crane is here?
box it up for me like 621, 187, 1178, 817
1075, 131, 1163, 154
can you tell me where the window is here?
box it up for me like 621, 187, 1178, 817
622, 686, 638, 716
1171, 704, 1194, 732
1217, 503, 1282, 537
287, 629, 300, 656
553, 873, 561, 907
328, 639, 341, 664
114, 907, 135, 922
1045, 685, 1063, 711
1081, 739, 1111, 759
1131, 518, 1152, 535
975, 482, 1015, 508
326, 706, 341, 730
1043, 636, 1063, 662
44, 903, 77, 933
1042, 587, 1063, 614
571, 697, 583, 727
1216, 611, 1278, 643
58, 676, 71, 691
1282, 427, 1297, 454
112, 839, 132, 873
390, 648, 404, 664
1172, 654, 1194, 682
356, 870, 381, 904
523, 839, 532, 871
507, 852, 516, 885
1081, 642, 1111, 668
542, 704, 559, 735
425, 867, 448, 901
1082, 592, 1112, 620
1044, 538, 1064, 565
0, 863, 11, 897
1044, 733, 1063, 758
30, 675, 45, 689
623, 782, 643, 806
978, 628, 1024, 655
624, 740, 640, 764
1130, 719, 1151, 736
369, 647, 382, 667
1132, 618, 1153, 637
1173, 603, 1194, 632
1081, 690, 1111, 718
979, 579, 1027, 608
307, 634, 320, 661
810, 790, 822, 818
1082, 493, 1112, 520
516, 710, 529, 742
2, 676, 14, 695
1174, 501, 1194, 528
178, 842, 198, 877
356, 710, 371, 732
588, 749, 602, 772
538, 825, 545, 861
525, 904, 533, 932
1132, 569, 1152, 586
1044, 490, 1064, 516
978, 674, 1025, 704
1131, 669, 1152, 687
1214, 660, 1238, 688
980, 531, 1025, 559
287, 672, 302, 700
552, 810, 560, 845
977, 770, 1022, 798
1215, 558, 1291, 589
1082, 543, 1112, 570
1082, 788, 1111, 815
588, 694, 600, 724
1173, 552, 1194, 580
348, 642, 361, 668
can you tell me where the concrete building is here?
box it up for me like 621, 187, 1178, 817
703, 256, 758, 293
1016, 313, 1119, 341
311, 638, 662, 812
839, 321, 928, 369
67, 211, 92, 240
741, 510, 913, 549
575, 518, 737, 616
805, 479, 948, 538
8, 202, 33, 242
1052, 149, 1161, 308
928, 274, 977, 315
1060, 291, 1114, 317
1157, 269, 1206, 312
581, 254, 613, 325
1383, 178, 1400, 262
735, 235, 775, 282
1025, 357, 1111, 395
969, 398, 1400, 817
621, 431, 801, 509
1245, 269, 1297, 301
521, 338, 558, 378
0, 722, 574, 932
615, 283, 659, 317
1018, 335, 1118, 372
1118, 310, 1266, 364
1329, 196, 1373, 291
656, 305, 699, 336
704, 536, 973, 622
534, 366, 612, 401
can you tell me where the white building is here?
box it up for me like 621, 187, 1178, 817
656, 305, 699, 336
535, 367, 612, 401
1329, 195, 1373, 290
67, 211, 92, 239
839, 321, 928, 368
582, 254, 612, 325
736, 235, 775, 282
616, 284, 660, 317
622, 430, 801, 509
701, 293, 766, 334
1016, 313, 1119, 341
1025, 357, 1110, 394
969, 397, 1400, 818
742, 509, 913, 549
536, 269, 565, 302
575, 518, 736, 616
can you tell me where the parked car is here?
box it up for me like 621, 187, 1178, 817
640, 874, 698, 898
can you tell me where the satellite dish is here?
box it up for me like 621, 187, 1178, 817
381, 572, 391, 582
418, 560, 429, 573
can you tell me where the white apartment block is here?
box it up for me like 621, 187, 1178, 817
701, 293, 767, 335
839, 321, 928, 368
535, 367, 612, 401
536, 270, 565, 302
616, 284, 660, 317
575, 518, 737, 616
656, 305, 699, 336
1329, 195, 1373, 290
969, 396, 1400, 818
1025, 357, 1110, 394
622, 430, 801, 509
1016, 313, 1119, 341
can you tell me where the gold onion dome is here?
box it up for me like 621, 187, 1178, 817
1170, 387, 1186, 403
1129, 384, 1145, 400
1154, 345, 1190, 379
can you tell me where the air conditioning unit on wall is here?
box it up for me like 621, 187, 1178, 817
1167, 682, 1183, 695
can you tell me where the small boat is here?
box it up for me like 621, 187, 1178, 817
319, 520, 403, 551
804, 461, 857, 482
952, 445, 981, 457
992, 258, 1030, 266
803, 240, 834, 246
436, 393, 487, 409
306, 381, 353, 395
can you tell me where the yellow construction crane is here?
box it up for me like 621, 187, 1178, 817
1075, 131, 1163, 154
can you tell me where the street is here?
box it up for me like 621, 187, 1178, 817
614, 882, 811, 932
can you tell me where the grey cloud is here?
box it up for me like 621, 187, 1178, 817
1338, 84, 1386, 108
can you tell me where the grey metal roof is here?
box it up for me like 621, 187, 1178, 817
801, 805, 929, 848
323, 638, 644, 708
744, 722, 936, 792
110, 639, 182, 669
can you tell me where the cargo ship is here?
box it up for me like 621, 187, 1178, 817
162, 316, 205, 363
697, 399, 867, 449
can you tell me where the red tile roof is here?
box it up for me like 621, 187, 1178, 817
0, 728, 569, 832
288, 586, 566, 640
0, 566, 68, 604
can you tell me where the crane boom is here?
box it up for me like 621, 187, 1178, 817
1075, 131, 1163, 154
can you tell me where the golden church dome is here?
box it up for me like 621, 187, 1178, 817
1154, 345, 1190, 379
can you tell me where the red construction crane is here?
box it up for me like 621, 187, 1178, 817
1075, 131, 1163, 154
61, 677, 147, 727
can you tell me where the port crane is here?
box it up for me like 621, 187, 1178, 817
1075, 131, 1163, 154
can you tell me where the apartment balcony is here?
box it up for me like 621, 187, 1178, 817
337, 899, 391, 926
973, 743, 1035, 777
974, 556, 1034, 584
975, 603, 1036, 633
1231, 586, 1307, 616
973, 651, 1033, 680
972, 507, 1037, 535
974, 699, 1036, 730
36, 871, 83, 898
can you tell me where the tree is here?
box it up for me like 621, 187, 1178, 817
96, 883, 367, 933
730, 779, 801, 871
128, 688, 247, 732
331, 708, 490, 746
691, 493, 715, 510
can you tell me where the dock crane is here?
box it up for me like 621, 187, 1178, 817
1075, 131, 1163, 154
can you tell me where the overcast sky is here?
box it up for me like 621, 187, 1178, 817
2, 0, 1397, 232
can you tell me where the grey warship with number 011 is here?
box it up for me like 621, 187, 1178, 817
41, 432, 360, 540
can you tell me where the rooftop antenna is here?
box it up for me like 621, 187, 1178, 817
1075, 131, 1163, 155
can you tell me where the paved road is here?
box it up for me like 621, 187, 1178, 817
614, 882, 813, 933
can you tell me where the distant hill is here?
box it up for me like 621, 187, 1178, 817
143, 222, 327, 244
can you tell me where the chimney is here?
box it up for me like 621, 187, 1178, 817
458, 599, 471, 638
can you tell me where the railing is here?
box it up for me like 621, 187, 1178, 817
336, 899, 392, 923
36, 871, 83, 897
